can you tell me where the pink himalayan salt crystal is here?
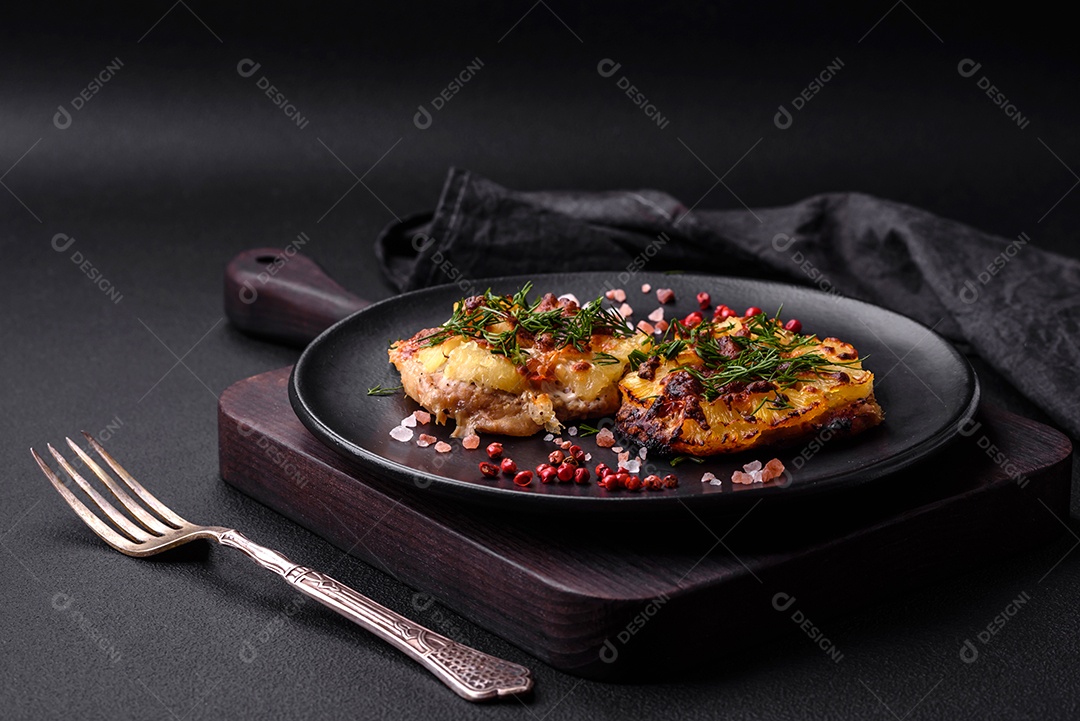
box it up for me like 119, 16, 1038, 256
617, 451, 631, 463
761, 458, 786, 482
413, 410, 431, 425
641, 283, 652, 293
656, 288, 675, 304
655, 320, 669, 333
743, 460, 762, 473
596, 428, 616, 448
731, 470, 754, 485
389, 426, 414, 442
461, 434, 480, 450
416, 434, 437, 447
618, 302, 634, 317
434, 441, 452, 453
400, 414, 417, 428
567, 426, 578, 436
648, 307, 664, 322
605, 289, 618, 300
637, 321, 654, 334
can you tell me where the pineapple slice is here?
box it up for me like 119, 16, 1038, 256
616, 319, 883, 455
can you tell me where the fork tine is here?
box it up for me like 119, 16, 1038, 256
32, 448, 143, 554
47, 444, 151, 543
82, 431, 187, 528
65, 438, 172, 535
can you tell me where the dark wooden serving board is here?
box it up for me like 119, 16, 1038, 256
218, 366, 1072, 680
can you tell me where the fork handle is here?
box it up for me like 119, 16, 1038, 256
217, 530, 532, 701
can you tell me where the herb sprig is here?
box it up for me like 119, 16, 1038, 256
418, 283, 635, 366
366, 383, 403, 396
637, 311, 865, 413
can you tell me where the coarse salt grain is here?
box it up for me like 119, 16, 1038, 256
731, 470, 753, 484
648, 307, 664, 322
637, 321, 654, 334
612, 446, 623, 454
620, 459, 641, 474
462, 434, 480, 449
614, 289, 627, 302
567, 427, 578, 436
617, 451, 630, 463
400, 415, 417, 428
389, 426, 414, 442
641, 283, 652, 293
561, 440, 573, 449
558, 293, 580, 306
417, 433, 437, 447
638, 447, 648, 459
434, 441, 452, 453
585, 453, 592, 461
701, 472, 717, 483
544, 434, 554, 442
605, 290, 618, 300
743, 460, 762, 473
655, 320, 669, 333
618, 302, 634, 317
656, 288, 675, 304
413, 410, 431, 425
596, 428, 616, 447
762, 458, 786, 482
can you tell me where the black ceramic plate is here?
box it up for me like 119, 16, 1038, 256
290, 273, 979, 513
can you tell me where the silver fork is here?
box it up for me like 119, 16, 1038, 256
32, 432, 533, 701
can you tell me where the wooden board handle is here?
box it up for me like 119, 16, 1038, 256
224, 248, 370, 347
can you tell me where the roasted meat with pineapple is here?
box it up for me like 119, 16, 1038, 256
388, 285, 647, 437
616, 312, 883, 456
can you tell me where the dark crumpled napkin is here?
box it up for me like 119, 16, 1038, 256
376, 168, 1080, 437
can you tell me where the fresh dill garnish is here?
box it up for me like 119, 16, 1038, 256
633, 311, 865, 415
366, 383, 402, 396
670, 455, 704, 467
416, 283, 635, 367
627, 349, 649, 368
576, 423, 602, 437
592, 352, 621, 366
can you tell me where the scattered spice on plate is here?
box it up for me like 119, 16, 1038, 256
730, 458, 785, 484
461, 434, 480, 450
434, 441, 452, 453
389, 426, 414, 442
596, 428, 616, 448
416, 433, 437, 447
413, 410, 431, 425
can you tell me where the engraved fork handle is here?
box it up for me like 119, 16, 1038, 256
218, 530, 532, 701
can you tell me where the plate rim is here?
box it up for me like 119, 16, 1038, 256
289, 272, 981, 511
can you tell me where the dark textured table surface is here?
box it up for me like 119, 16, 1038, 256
3, 5, 1078, 719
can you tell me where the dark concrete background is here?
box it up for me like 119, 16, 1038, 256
2, 4, 1078, 719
